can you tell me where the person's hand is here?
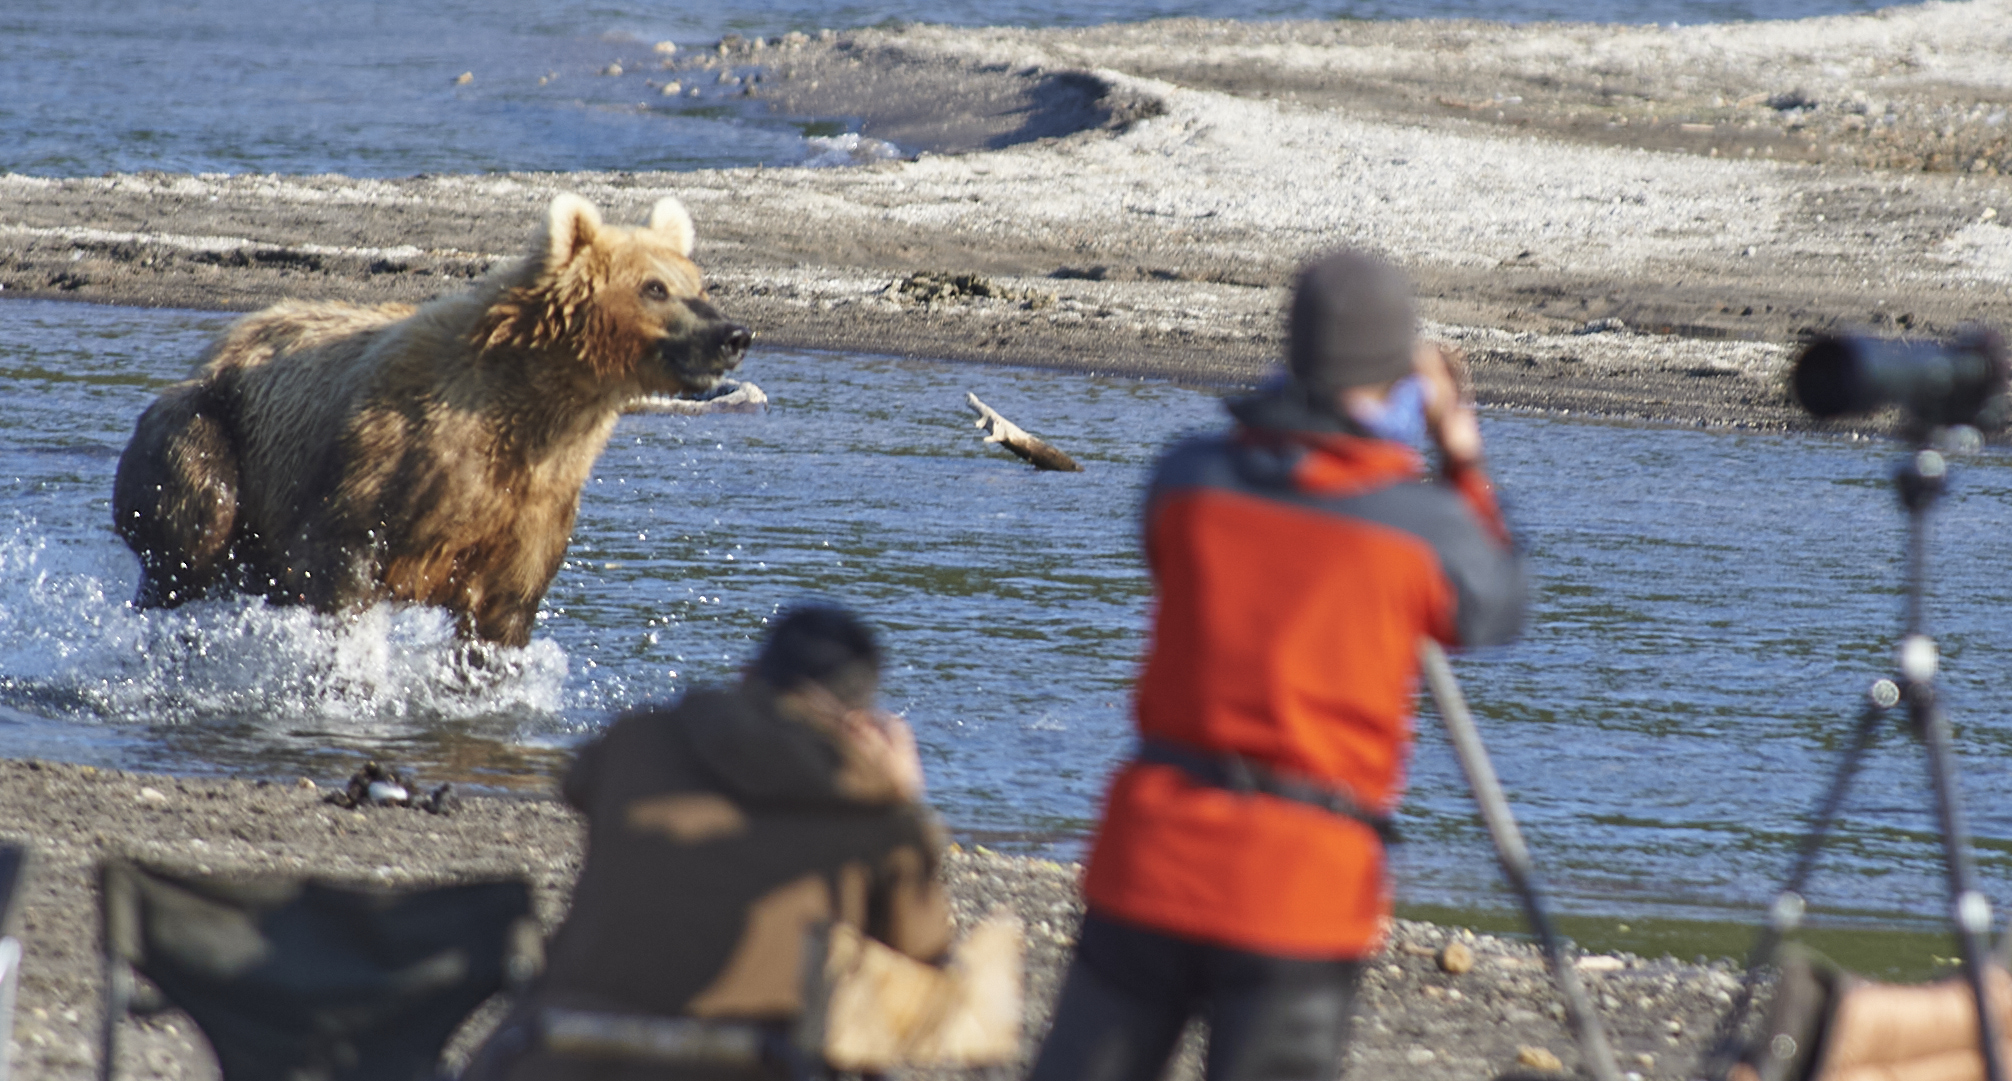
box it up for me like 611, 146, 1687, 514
1416, 341, 1482, 470
842, 708, 927, 801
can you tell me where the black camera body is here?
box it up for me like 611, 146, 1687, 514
1791, 327, 2009, 429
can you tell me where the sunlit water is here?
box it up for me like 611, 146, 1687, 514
5, 0, 1926, 179
7, 297, 2012, 941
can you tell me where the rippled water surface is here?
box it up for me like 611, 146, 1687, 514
7, 297, 2012, 940
6, 0, 1924, 179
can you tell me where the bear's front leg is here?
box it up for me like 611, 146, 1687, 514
113, 382, 243, 608
466, 600, 538, 649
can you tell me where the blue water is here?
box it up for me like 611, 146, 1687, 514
7, 296, 2012, 938
4, 0, 1923, 179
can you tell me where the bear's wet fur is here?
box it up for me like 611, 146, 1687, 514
113, 193, 750, 646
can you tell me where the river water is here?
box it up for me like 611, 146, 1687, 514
5, 0, 1924, 179
5, 296, 2012, 956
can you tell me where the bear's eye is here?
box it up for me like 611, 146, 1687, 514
641, 280, 671, 302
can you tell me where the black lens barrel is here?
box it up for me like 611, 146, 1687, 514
1791, 329, 2007, 426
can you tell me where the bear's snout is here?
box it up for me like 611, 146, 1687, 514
689, 320, 749, 374
686, 319, 749, 373
719, 323, 752, 361
658, 316, 750, 392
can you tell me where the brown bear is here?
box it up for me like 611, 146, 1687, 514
113, 192, 750, 647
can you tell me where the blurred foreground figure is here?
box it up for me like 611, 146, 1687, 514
466, 605, 951, 1081
1030, 251, 1526, 1081
1736, 952, 2012, 1081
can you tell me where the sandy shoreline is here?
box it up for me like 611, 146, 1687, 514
6, 4, 2012, 430
0, 758, 1752, 1080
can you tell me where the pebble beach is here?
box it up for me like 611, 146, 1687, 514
0, 759, 1753, 1081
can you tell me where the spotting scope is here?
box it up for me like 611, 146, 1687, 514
1791, 327, 2008, 428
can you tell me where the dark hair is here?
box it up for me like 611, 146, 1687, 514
751, 604, 883, 707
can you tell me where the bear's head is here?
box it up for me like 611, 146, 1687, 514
478, 193, 751, 397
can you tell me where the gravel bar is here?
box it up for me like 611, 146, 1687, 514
0, 759, 1757, 1080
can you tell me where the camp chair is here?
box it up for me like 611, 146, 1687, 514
98, 860, 535, 1081
0, 844, 26, 1081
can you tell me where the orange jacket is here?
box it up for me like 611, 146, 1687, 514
1082, 388, 1525, 958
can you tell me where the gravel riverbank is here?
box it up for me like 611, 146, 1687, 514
0, 758, 1753, 1080
7, 3, 2012, 430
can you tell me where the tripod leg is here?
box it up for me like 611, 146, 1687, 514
1883, 446, 2005, 1079
1916, 688, 2008, 1081
1419, 641, 1624, 1081
1705, 695, 1889, 1078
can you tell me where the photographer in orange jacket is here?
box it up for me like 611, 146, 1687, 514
1030, 250, 1526, 1081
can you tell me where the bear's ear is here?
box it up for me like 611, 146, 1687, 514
647, 196, 695, 257
542, 193, 604, 271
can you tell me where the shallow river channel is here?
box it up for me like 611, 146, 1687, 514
6, 297, 2012, 964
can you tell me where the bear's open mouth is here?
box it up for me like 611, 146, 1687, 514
676, 370, 725, 394
659, 351, 738, 395
674, 377, 753, 402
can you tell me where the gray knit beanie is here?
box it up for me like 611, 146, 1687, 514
1288, 250, 1417, 398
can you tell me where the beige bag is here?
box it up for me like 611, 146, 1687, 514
797, 911, 1023, 1072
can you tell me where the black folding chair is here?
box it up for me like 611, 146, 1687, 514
98, 860, 535, 1081
0, 844, 25, 1081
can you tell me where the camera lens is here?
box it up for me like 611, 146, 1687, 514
1790, 329, 2007, 427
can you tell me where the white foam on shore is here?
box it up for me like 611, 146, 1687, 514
802, 132, 906, 167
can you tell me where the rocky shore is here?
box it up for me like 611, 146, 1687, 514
5, 3, 2012, 431
0, 758, 1751, 1080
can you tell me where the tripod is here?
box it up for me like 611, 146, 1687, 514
1706, 444, 2007, 1081
1422, 640, 1625, 1081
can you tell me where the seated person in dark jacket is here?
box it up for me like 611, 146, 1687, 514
466, 604, 951, 1081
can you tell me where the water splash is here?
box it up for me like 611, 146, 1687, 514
0, 520, 568, 749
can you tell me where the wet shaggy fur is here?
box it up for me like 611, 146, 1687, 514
113, 193, 751, 646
